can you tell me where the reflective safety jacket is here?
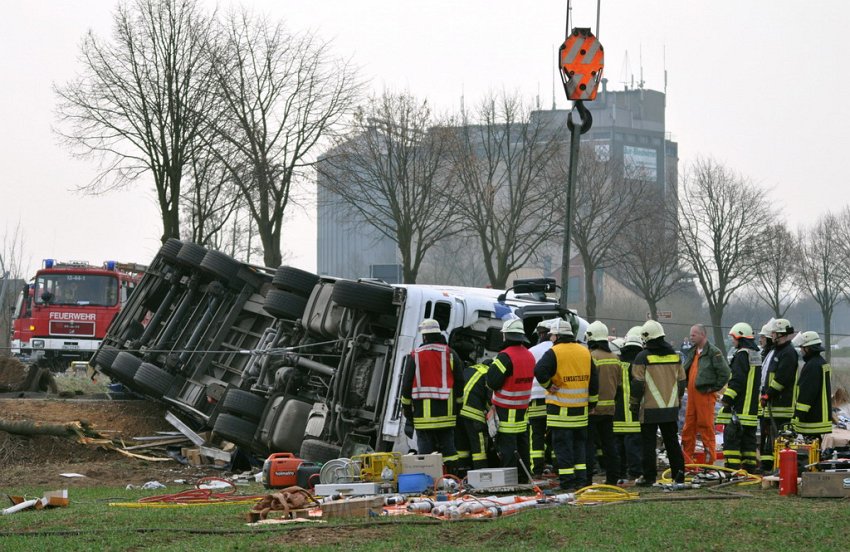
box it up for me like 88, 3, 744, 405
765, 341, 799, 418
718, 348, 761, 427
534, 338, 599, 428
459, 361, 492, 423
613, 347, 641, 433
401, 342, 464, 430
631, 340, 685, 424
793, 351, 832, 435
488, 345, 535, 410
590, 348, 621, 417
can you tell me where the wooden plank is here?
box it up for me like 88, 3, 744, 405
164, 411, 206, 446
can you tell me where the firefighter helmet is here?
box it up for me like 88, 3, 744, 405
729, 322, 754, 340
759, 319, 776, 337
622, 334, 643, 348
772, 318, 795, 336
585, 321, 609, 342
418, 318, 441, 334
501, 318, 528, 343
626, 326, 643, 339
798, 331, 822, 348
641, 320, 665, 341
550, 318, 575, 336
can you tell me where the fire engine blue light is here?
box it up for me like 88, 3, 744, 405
44, 259, 54, 268
106, 260, 117, 270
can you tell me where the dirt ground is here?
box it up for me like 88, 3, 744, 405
0, 398, 218, 488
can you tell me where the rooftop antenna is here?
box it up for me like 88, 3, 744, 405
639, 44, 645, 89
663, 44, 668, 96
620, 50, 631, 90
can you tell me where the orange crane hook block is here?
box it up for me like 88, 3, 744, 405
559, 28, 604, 101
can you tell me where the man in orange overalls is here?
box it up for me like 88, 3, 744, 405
680, 324, 730, 465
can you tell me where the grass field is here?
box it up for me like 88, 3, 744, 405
1, 484, 849, 551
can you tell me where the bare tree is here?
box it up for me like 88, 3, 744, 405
567, 148, 651, 319
611, 196, 687, 320
752, 222, 801, 317
318, 91, 460, 283
1, 222, 29, 356
678, 158, 771, 354
55, 0, 217, 242
447, 93, 563, 289
799, 212, 847, 359
208, 11, 360, 267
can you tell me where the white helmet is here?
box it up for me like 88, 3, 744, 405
641, 320, 665, 341
772, 319, 795, 336
626, 326, 643, 339
610, 337, 624, 354
550, 318, 575, 336
798, 331, 822, 348
729, 322, 754, 340
501, 318, 528, 343
759, 318, 776, 337
622, 334, 643, 348
585, 321, 609, 342
418, 318, 441, 334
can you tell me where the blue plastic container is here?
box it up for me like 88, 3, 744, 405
397, 473, 434, 494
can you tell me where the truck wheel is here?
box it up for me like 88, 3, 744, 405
272, 266, 319, 297
158, 238, 184, 264
111, 352, 143, 385
300, 439, 342, 464
175, 242, 208, 269
200, 250, 243, 284
133, 362, 175, 398
213, 413, 258, 448
221, 389, 265, 422
93, 346, 120, 374
331, 280, 395, 315
263, 289, 307, 320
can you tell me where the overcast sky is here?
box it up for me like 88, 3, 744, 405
2, 0, 848, 279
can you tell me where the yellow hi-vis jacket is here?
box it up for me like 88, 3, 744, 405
534, 339, 598, 429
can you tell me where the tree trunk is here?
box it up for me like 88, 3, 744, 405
647, 298, 658, 321
709, 306, 726, 357
583, 261, 597, 320
823, 309, 832, 362
259, 224, 282, 268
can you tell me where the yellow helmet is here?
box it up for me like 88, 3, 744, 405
729, 322, 753, 340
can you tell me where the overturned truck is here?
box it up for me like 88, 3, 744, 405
92, 241, 570, 462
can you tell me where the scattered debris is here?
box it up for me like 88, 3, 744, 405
3, 489, 70, 515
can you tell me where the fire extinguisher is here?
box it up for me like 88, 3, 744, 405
779, 445, 798, 496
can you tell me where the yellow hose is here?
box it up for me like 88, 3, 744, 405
574, 483, 639, 503
659, 464, 762, 486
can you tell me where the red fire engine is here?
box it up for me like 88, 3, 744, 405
11, 259, 145, 370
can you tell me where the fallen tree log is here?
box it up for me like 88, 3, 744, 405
0, 419, 99, 438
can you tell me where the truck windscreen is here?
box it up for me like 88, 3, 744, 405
35, 274, 119, 306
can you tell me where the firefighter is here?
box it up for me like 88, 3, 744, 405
486, 318, 536, 481
631, 320, 686, 486
455, 358, 493, 471
534, 318, 599, 491
792, 331, 833, 439
400, 319, 464, 468
757, 319, 777, 471
584, 321, 621, 486
680, 323, 730, 465
613, 333, 643, 483
718, 323, 762, 472
527, 319, 557, 475
761, 318, 798, 471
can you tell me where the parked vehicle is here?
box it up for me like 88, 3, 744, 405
92, 241, 579, 462
11, 259, 144, 370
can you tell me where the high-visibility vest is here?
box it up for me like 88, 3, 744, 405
613, 361, 640, 433
546, 342, 591, 408
411, 344, 453, 400
492, 345, 535, 409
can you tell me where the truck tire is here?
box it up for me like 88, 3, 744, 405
200, 250, 242, 284
263, 289, 307, 320
331, 280, 395, 315
175, 242, 208, 269
133, 362, 175, 398
158, 238, 184, 264
220, 389, 266, 422
93, 346, 120, 374
272, 266, 319, 297
111, 352, 143, 385
213, 413, 258, 448
299, 439, 342, 464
